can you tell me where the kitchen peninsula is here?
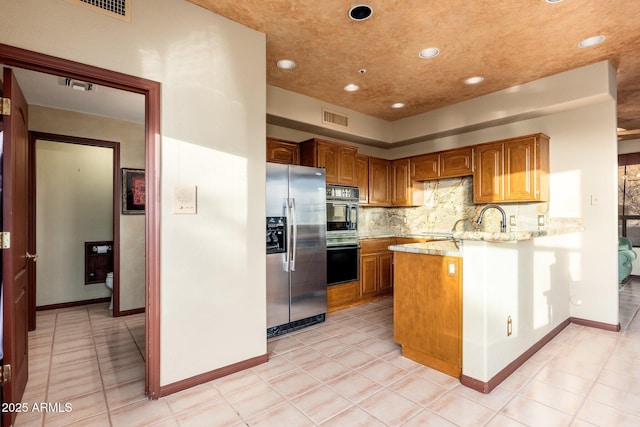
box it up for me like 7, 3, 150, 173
389, 219, 584, 393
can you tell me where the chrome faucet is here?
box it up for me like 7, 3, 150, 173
476, 204, 507, 232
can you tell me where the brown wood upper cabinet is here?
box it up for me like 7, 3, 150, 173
266, 137, 300, 165
368, 157, 392, 205
473, 133, 549, 204
411, 153, 439, 181
356, 154, 369, 204
473, 142, 503, 203
366, 157, 419, 207
440, 147, 474, 178
411, 147, 474, 181
300, 138, 357, 185
392, 158, 415, 206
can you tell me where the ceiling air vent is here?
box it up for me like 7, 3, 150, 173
322, 109, 349, 127
66, 0, 131, 22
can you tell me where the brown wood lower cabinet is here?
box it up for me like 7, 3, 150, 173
326, 281, 359, 312
359, 238, 396, 298
393, 251, 462, 378
326, 237, 428, 312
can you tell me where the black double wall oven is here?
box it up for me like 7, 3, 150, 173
326, 185, 359, 285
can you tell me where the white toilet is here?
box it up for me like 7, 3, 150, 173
105, 272, 114, 310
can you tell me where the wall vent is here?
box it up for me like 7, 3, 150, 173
66, 0, 131, 22
322, 109, 349, 127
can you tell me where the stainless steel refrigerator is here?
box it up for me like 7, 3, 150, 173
266, 163, 327, 338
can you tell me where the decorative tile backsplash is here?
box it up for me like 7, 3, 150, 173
358, 177, 549, 237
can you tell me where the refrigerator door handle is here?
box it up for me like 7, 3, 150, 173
283, 198, 291, 272
290, 198, 297, 271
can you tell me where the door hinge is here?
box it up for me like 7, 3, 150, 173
0, 364, 11, 384
0, 97, 10, 115
1, 232, 10, 249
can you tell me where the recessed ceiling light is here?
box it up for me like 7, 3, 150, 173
545, 0, 563, 3
578, 35, 605, 48
276, 59, 296, 70
464, 76, 484, 85
391, 103, 406, 109
349, 4, 373, 21
344, 83, 360, 92
418, 48, 440, 59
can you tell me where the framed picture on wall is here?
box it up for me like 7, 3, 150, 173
122, 168, 145, 214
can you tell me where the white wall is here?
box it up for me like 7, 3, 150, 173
1, 0, 267, 386
30, 106, 146, 311
35, 140, 113, 305
462, 235, 576, 381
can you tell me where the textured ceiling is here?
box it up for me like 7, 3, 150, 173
187, 0, 640, 139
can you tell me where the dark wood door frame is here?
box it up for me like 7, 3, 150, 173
28, 132, 122, 326
0, 43, 161, 399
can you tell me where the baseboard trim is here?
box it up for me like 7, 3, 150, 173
570, 316, 620, 332
461, 318, 571, 394
36, 297, 111, 311
159, 353, 269, 397
116, 307, 145, 317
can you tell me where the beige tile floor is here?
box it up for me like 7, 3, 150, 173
13, 282, 640, 427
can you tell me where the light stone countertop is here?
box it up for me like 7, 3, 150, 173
388, 241, 462, 257
360, 218, 584, 248
451, 223, 584, 242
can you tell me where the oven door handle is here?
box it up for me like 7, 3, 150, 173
350, 205, 358, 230
326, 245, 360, 250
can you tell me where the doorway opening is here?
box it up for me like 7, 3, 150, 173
29, 132, 127, 320
0, 44, 161, 401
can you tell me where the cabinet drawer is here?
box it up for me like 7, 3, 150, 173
360, 238, 396, 254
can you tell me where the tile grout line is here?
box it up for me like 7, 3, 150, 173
87, 305, 115, 427
40, 310, 58, 427
125, 319, 146, 363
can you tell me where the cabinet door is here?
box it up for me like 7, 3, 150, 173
378, 252, 394, 294
266, 138, 299, 165
473, 142, 503, 203
338, 146, 357, 185
504, 135, 549, 202
356, 154, 369, 204
368, 158, 391, 205
504, 137, 534, 202
440, 147, 473, 178
392, 158, 412, 206
360, 254, 378, 298
411, 153, 439, 181
317, 142, 339, 184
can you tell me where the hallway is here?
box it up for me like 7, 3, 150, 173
16, 304, 145, 426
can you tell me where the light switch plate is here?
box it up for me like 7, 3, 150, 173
172, 185, 197, 214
